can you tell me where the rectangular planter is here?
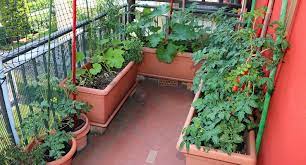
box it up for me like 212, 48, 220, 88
73, 62, 138, 128
176, 81, 257, 165
138, 47, 199, 82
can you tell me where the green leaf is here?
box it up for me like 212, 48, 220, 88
89, 63, 102, 75
169, 23, 197, 41
156, 42, 177, 63
148, 32, 164, 47
76, 52, 85, 63
105, 48, 125, 68
150, 5, 170, 18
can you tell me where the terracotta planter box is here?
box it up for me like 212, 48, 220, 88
138, 47, 199, 82
73, 62, 138, 128
176, 82, 257, 165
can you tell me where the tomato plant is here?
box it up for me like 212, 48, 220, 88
181, 8, 288, 153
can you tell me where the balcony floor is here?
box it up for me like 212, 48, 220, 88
73, 78, 194, 165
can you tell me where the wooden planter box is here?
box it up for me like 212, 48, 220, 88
138, 47, 199, 82
72, 62, 138, 128
176, 82, 257, 165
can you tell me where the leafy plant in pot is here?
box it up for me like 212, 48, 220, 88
128, 4, 208, 82
177, 9, 288, 165
71, 36, 142, 128
56, 81, 91, 151
20, 75, 91, 151
20, 108, 76, 165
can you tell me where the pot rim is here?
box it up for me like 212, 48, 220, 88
142, 47, 193, 57
71, 113, 90, 139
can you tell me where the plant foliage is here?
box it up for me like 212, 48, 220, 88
180, 9, 288, 154
127, 4, 208, 63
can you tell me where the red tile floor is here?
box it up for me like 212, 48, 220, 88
73, 78, 194, 165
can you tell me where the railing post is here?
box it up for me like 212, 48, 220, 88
128, 0, 136, 22
0, 59, 20, 145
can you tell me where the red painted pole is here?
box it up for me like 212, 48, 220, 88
71, 0, 77, 100
71, 0, 79, 128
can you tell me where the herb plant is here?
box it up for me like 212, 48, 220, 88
180, 9, 288, 153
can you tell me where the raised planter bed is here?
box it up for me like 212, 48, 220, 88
176, 82, 257, 165
72, 61, 138, 128
138, 47, 199, 82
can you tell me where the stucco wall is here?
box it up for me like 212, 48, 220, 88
256, 0, 306, 164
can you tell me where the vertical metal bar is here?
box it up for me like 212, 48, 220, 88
20, 66, 34, 113
77, 36, 81, 68
42, 53, 48, 73
7, 72, 22, 125
52, 49, 59, 78
0, 61, 20, 145
67, 40, 72, 70
0, 87, 15, 144
60, 44, 68, 78
31, 59, 39, 81
81, 27, 88, 64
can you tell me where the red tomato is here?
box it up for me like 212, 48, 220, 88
243, 70, 249, 75
232, 86, 239, 92
262, 66, 270, 77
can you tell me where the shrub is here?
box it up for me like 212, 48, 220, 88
0, 0, 31, 42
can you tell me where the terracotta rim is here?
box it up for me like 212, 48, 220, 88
142, 47, 193, 57
72, 113, 90, 140
176, 81, 256, 164
47, 138, 77, 165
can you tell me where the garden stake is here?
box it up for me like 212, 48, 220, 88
46, 0, 55, 128
260, 0, 275, 38
256, 0, 288, 154
71, 0, 79, 128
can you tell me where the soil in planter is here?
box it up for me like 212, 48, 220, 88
60, 118, 86, 133
44, 142, 71, 162
78, 67, 124, 90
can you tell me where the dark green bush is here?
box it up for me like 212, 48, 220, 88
0, 0, 31, 42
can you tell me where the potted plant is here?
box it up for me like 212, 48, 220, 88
56, 81, 91, 151
70, 37, 142, 128
177, 9, 288, 165
20, 109, 76, 165
23, 75, 91, 151
60, 2, 143, 129
128, 4, 207, 82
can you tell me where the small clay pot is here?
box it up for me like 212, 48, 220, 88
72, 113, 90, 151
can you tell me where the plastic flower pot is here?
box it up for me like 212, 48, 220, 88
138, 47, 199, 82
61, 61, 138, 128
71, 113, 90, 151
176, 82, 257, 165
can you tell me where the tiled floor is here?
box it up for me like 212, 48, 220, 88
73, 79, 194, 165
